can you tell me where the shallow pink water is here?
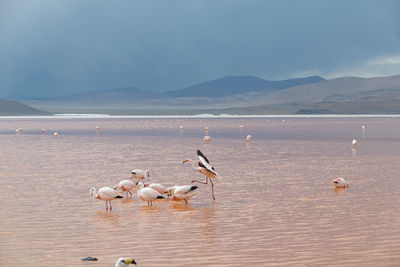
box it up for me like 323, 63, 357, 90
1, 117, 400, 266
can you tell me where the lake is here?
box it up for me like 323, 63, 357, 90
1, 116, 400, 266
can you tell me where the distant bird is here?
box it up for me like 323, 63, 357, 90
137, 182, 164, 206
239, 125, 244, 129
332, 177, 349, 188
95, 126, 101, 132
179, 125, 184, 130
90, 187, 123, 210
246, 135, 252, 142
115, 257, 136, 267
183, 150, 219, 200
131, 169, 150, 179
204, 126, 209, 132
41, 129, 46, 134
362, 125, 366, 130
53, 132, 59, 137
166, 185, 199, 205
352, 139, 357, 148
82, 257, 98, 262
204, 135, 212, 142
15, 128, 23, 135
113, 180, 136, 198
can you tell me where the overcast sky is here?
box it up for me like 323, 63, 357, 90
0, 0, 399, 99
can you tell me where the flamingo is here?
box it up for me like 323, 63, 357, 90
204, 135, 212, 142
179, 125, 184, 130
352, 139, 357, 148
89, 187, 123, 210
41, 129, 46, 134
239, 125, 244, 129
149, 183, 167, 195
115, 257, 136, 267
204, 126, 209, 132
137, 182, 164, 206
332, 177, 349, 188
96, 126, 101, 132
113, 180, 136, 198
246, 135, 252, 142
183, 149, 219, 200
53, 132, 59, 137
166, 185, 199, 205
131, 169, 150, 179
15, 128, 23, 135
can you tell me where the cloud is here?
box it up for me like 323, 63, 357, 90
0, 0, 399, 99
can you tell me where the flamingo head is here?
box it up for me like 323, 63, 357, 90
183, 159, 191, 164
116, 257, 136, 266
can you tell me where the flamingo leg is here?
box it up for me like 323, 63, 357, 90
191, 177, 208, 184
210, 179, 216, 200
110, 201, 112, 210
184, 199, 188, 205
105, 201, 109, 210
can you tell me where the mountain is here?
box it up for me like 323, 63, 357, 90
0, 98, 51, 115
164, 75, 324, 98
19, 74, 400, 115
47, 87, 167, 104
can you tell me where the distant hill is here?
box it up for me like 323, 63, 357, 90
164, 75, 324, 98
0, 98, 51, 115
19, 74, 400, 115
48, 87, 167, 104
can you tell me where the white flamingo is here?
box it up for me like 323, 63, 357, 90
166, 185, 199, 205
183, 149, 219, 200
89, 187, 123, 210
53, 132, 59, 137
131, 169, 150, 179
246, 135, 252, 142
352, 139, 357, 148
204, 135, 212, 142
115, 257, 136, 267
332, 177, 349, 188
137, 182, 164, 206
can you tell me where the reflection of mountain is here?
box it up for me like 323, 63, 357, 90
20, 74, 400, 115
0, 98, 51, 115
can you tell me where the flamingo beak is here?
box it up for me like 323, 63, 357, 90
183, 159, 188, 164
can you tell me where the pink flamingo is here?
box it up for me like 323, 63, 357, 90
113, 180, 136, 198
137, 182, 164, 206
90, 186, 123, 210
183, 150, 219, 200
166, 185, 199, 205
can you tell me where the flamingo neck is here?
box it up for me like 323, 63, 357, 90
89, 187, 97, 198
185, 158, 196, 169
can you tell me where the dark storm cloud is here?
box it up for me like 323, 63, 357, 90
0, 0, 399, 98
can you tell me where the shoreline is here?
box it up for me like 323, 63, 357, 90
1, 114, 400, 119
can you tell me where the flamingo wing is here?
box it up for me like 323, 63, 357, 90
197, 150, 216, 172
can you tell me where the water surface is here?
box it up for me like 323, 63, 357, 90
1, 117, 400, 266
